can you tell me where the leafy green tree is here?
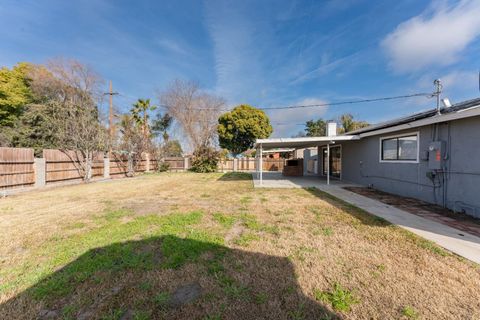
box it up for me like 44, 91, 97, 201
305, 119, 326, 136
339, 114, 369, 133
0, 62, 33, 127
217, 104, 272, 156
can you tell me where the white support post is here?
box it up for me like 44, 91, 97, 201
326, 143, 330, 186
259, 144, 263, 185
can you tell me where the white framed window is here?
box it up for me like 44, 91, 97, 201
379, 132, 419, 163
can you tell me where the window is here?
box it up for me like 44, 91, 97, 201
380, 133, 418, 162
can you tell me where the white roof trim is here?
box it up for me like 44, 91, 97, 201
359, 106, 480, 138
255, 135, 359, 149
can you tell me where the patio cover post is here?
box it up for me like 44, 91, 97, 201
326, 143, 330, 185
259, 143, 263, 185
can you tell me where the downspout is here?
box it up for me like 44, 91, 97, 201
326, 143, 330, 186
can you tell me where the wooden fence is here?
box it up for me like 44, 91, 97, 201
43, 149, 104, 184
0, 147, 287, 191
0, 147, 35, 189
110, 154, 128, 178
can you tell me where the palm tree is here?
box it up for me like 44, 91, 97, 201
131, 98, 157, 139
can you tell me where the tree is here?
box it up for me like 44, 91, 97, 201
117, 114, 144, 176
152, 112, 173, 143
217, 104, 272, 156
27, 59, 107, 182
159, 80, 225, 151
305, 119, 326, 136
131, 98, 156, 142
339, 114, 369, 133
162, 140, 182, 157
0, 62, 33, 127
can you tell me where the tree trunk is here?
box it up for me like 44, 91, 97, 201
84, 150, 93, 182
127, 153, 134, 177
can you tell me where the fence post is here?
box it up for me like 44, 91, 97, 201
34, 158, 46, 187
145, 153, 150, 173
104, 157, 110, 179
233, 158, 238, 172
183, 157, 189, 171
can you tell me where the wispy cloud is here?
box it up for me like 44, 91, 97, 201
267, 98, 329, 137
382, 0, 480, 73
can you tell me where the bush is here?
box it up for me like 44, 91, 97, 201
190, 146, 219, 173
157, 161, 170, 172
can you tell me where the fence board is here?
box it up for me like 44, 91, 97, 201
0, 147, 35, 189
43, 149, 104, 183
163, 157, 185, 171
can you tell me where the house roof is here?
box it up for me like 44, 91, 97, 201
347, 97, 480, 136
255, 97, 480, 150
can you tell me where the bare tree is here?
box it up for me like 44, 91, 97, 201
159, 80, 225, 151
29, 59, 107, 182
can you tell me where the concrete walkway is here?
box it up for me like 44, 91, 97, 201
254, 172, 480, 264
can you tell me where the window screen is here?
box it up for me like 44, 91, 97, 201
381, 134, 417, 161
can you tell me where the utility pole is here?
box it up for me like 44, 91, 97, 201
433, 79, 442, 115
104, 81, 118, 157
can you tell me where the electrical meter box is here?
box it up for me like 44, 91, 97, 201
428, 141, 445, 170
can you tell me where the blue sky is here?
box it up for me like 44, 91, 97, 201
1, 0, 479, 137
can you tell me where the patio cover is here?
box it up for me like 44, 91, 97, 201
254, 135, 359, 150
254, 135, 360, 185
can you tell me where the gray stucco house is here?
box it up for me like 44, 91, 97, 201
256, 97, 480, 218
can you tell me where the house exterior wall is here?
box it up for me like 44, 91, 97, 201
328, 116, 480, 217
303, 148, 318, 175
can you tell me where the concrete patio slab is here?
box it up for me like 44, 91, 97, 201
253, 172, 480, 264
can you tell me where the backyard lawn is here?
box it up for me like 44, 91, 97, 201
0, 172, 479, 319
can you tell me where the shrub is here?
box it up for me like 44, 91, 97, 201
157, 161, 170, 172
190, 146, 219, 173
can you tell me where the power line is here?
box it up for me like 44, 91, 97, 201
116, 91, 434, 112
260, 92, 433, 110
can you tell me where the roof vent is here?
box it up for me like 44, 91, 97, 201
327, 121, 337, 137
442, 98, 452, 108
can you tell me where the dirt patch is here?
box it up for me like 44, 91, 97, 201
224, 221, 245, 245
344, 186, 480, 237
169, 282, 202, 307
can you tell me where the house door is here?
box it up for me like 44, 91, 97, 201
322, 145, 341, 178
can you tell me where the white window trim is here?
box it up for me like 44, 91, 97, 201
379, 131, 419, 163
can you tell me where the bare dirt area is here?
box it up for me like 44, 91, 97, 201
0, 172, 479, 319
345, 186, 480, 237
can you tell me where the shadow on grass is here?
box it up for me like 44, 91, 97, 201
216, 172, 253, 181
0, 235, 339, 320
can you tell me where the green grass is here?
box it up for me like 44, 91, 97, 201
212, 212, 237, 228
322, 227, 333, 236
233, 233, 260, 247
253, 292, 268, 304
401, 306, 419, 319
154, 291, 170, 308
1, 209, 226, 300
314, 283, 358, 312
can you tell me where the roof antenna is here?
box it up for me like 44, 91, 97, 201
433, 79, 442, 115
